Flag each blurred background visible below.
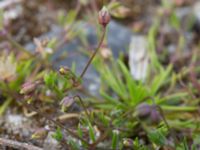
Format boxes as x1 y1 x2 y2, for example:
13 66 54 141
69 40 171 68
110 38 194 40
1 0 200 149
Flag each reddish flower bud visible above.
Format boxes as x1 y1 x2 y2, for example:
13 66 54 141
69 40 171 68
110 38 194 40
150 106 161 124
20 81 36 94
98 6 110 27
136 103 161 124
60 96 74 108
136 103 151 118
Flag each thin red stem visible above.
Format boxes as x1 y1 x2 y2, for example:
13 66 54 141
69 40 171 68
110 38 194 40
80 26 106 78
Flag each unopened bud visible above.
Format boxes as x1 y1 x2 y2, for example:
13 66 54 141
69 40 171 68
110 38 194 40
59 66 70 75
136 103 151 118
20 81 36 94
0 29 7 37
123 138 133 147
60 96 74 108
31 128 48 139
98 6 110 27
136 103 161 124
150 106 161 124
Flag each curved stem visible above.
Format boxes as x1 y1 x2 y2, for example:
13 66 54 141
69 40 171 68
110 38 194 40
80 26 106 78
73 95 90 121
0 98 12 116
6 34 34 57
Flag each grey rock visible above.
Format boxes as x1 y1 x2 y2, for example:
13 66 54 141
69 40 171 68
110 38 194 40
129 35 148 81
107 21 132 57
3 111 34 137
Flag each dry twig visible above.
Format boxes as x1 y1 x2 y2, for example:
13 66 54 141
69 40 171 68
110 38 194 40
0 138 42 150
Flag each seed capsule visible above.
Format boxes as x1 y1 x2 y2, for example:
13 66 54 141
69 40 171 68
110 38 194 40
98 6 111 27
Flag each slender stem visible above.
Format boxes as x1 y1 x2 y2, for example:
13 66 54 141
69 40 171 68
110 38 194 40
80 26 106 78
0 98 12 116
157 106 179 144
6 34 34 57
74 95 91 121
152 98 179 144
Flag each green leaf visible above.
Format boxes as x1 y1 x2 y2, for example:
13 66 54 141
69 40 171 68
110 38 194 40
77 124 83 138
112 130 119 150
150 65 172 95
68 137 81 150
108 2 121 10
100 90 121 105
176 138 190 150
147 126 168 146
88 122 95 143
52 127 63 141
147 20 161 69
161 0 172 9
169 12 180 29
0 9 3 30
101 65 127 100
44 71 57 88
98 113 110 127
47 38 57 49
117 60 149 105
65 10 78 25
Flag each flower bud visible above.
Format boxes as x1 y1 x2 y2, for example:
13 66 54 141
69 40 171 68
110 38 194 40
0 29 7 38
60 96 74 108
136 103 151 118
31 128 48 139
59 66 70 75
98 6 110 27
150 106 161 124
20 81 36 94
123 138 133 147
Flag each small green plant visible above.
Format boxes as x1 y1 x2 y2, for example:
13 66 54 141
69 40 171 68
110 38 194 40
0 1 200 150
52 127 63 141
82 20 200 149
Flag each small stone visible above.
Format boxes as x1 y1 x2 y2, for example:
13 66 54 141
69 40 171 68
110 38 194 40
129 35 149 81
